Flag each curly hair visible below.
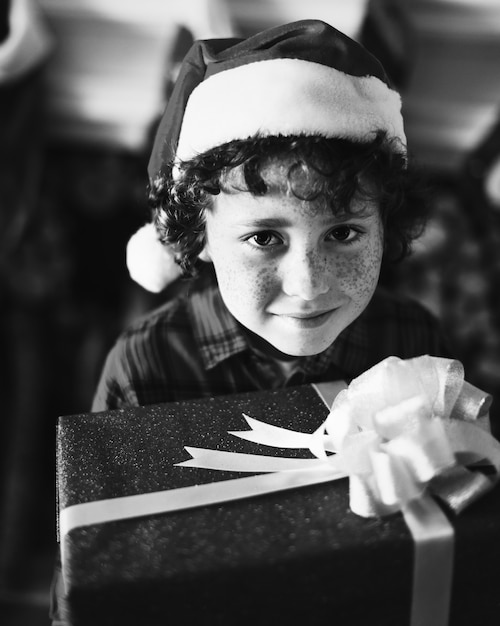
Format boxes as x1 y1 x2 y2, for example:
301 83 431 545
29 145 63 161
150 132 429 277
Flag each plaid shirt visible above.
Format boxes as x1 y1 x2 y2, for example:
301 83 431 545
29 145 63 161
92 273 451 412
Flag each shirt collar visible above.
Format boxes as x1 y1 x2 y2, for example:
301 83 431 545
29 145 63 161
188 275 248 369
327 314 373 379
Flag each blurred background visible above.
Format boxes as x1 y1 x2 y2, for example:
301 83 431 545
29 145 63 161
1 0 499 623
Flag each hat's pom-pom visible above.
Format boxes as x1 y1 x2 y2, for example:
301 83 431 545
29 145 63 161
126 223 182 293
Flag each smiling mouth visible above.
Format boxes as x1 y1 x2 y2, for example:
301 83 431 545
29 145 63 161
273 308 338 329
282 310 332 319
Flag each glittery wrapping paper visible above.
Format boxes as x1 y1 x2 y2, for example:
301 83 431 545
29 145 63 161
57 385 500 626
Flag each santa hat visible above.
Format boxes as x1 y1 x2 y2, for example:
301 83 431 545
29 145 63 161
128 19 406 292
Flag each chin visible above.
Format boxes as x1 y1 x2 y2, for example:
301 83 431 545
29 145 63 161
270 336 336 358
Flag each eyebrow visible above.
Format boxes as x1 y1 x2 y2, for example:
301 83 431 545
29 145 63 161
240 212 375 229
240 217 293 229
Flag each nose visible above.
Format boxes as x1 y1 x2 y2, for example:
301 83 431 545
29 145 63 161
281 248 330 300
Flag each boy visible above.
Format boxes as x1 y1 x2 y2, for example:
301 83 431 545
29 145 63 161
92 19 448 412
52 20 450 624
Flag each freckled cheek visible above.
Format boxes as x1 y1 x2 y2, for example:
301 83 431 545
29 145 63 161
217 260 278 311
334 239 383 303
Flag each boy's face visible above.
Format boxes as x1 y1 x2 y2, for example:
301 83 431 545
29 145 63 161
202 164 384 357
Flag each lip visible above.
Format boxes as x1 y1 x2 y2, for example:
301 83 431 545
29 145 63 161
272 308 338 329
279 309 333 319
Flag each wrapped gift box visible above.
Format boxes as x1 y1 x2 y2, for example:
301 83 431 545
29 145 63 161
56 383 500 626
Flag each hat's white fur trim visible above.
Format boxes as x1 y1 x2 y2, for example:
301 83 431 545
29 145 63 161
175 58 406 166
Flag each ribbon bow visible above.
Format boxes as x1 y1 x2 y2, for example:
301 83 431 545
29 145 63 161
179 355 500 518
311 355 500 516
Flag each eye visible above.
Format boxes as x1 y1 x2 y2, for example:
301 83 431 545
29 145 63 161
247 231 282 248
327 225 359 243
